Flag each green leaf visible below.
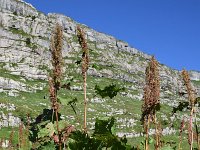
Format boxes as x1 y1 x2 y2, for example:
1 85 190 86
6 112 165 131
57 97 62 104
93 117 115 134
95 84 124 99
39 141 56 150
111 124 116 135
148 137 154 144
67 98 78 115
69 130 102 149
38 122 55 138
172 101 189 113
160 146 174 150
58 120 68 131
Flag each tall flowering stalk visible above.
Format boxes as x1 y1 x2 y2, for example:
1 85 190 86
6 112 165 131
8 129 14 148
156 122 162 149
195 113 200 150
188 117 193 148
141 56 160 150
77 26 89 133
179 118 185 150
18 122 24 149
181 69 197 150
51 23 63 93
50 23 63 150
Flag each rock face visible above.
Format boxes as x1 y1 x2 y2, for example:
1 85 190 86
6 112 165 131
0 103 20 128
0 0 200 137
0 0 199 95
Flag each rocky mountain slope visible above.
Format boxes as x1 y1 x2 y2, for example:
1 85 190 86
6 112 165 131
0 0 200 138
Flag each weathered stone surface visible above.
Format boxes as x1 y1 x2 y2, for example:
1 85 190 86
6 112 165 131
0 77 28 91
190 71 200 81
0 0 200 136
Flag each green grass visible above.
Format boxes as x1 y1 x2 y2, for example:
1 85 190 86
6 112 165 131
192 80 200 86
0 67 22 81
0 85 50 119
9 27 30 37
1 14 199 149
127 133 198 150
0 127 19 145
38 65 49 71
0 59 197 149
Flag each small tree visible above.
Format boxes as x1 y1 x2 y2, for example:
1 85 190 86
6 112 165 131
141 56 160 150
76 26 89 133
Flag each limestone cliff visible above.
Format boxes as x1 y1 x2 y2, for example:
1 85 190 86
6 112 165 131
0 0 200 137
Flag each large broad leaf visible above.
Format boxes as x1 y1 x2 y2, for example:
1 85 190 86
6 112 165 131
111 124 116 135
35 109 62 123
94 133 117 148
172 102 189 114
196 97 200 107
95 84 125 99
160 146 175 150
93 117 118 148
39 141 56 150
148 137 154 144
93 117 115 134
111 141 135 150
53 120 68 134
67 98 78 115
38 122 55 138
69 130 102 150
172 97 200 114
69 117 133 149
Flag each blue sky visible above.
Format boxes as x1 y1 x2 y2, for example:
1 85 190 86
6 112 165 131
23 0 200 71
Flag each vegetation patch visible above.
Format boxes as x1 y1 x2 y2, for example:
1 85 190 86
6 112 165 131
9 27 30 37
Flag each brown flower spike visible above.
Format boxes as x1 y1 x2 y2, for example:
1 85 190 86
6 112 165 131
77 26 89 133
142 56 160 150
181 69 195 107
77 26 89 76
49 23 64 150
181 69 198 150
142 56 160 121
51 23 63 92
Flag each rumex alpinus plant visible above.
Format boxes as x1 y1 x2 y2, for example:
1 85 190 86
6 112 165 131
18 121 30 149
49 23 63 150
0 138 3 148
8 128 14 148
18 121 24 149
76 25 89 133
181 69 199 150
156 122 162 148
141 56 160 150
178 117 185 150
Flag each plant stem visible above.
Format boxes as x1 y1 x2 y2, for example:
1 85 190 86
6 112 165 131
83 72 87 133
190 108 194 150
50 23 63 149
76 26 89 133
194 108 200 150
145 115 150 150
179 131 182 150
55 107 61 150
55 89 61 150
154 114 159 150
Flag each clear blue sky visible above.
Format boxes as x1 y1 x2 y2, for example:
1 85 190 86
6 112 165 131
23 0 200 71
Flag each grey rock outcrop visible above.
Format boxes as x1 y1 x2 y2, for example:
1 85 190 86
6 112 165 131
0 0 199 97
0 0 200 137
